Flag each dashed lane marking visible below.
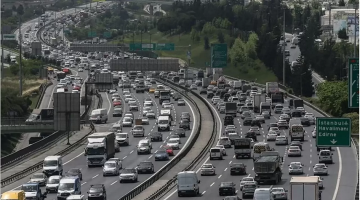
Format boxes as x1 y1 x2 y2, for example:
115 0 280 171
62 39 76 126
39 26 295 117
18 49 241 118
92 174 98 179
81 182 87 186
111 181 117 185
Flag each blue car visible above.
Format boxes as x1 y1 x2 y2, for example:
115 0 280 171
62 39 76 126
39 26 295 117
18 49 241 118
154 150 169 161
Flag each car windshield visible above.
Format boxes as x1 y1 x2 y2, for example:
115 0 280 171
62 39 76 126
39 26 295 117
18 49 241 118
134 126 142 130
114 109 121 113
139 162 153 167
290 165 301 169
21 185 38 192
48 178 60 184
43 160 58 167
32 174 44 179
220 182 233 187
159 120 168 124
104 163 116 168
124 118 131 122
202 164 213 168
272 189 283 192
89 187 103 193
58 183 74 190
122 169 135 173
242 178 253 182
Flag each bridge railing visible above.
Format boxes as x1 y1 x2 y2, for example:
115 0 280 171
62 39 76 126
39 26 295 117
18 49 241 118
1 117 29 126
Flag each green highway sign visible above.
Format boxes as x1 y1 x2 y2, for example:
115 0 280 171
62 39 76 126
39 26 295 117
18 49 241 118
103 32 111 38
348 58 359 108
316 117 351 147
2 34 16 41
88 31 97 38
155 43 174 51
211 44 227 68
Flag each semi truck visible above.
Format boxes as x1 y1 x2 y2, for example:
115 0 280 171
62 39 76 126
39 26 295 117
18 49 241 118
290 176 321 200
202 78 210 88
85 132 115 167
25 109 54 125
253 94 266 113
233 138 252 158
254 151 283 184
159 90 171 104
225 102 237 117
265 82 280 95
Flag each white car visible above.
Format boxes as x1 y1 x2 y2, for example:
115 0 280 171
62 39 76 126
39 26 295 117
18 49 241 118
271 187 288 200
166 138 180 150
288 162 304 175
313 163 328 175
124 97 133 103
275 135 288 145
296 107 306 114
240 177 256 190
46 175 61 193
215 145 227 156
288 146 301 157
269 127 281 135
128 99 137 105
30 173 47 186
225 125 236 130
249 127 260 135
142 107 152 116
78 68 83 72
200 163 216 176
266 133 278 141
281 107 291 115
144 98 153 106
146 110 156 119
162 102 172 109
218 137 231 148
108 89 117 94
211 96 220 104
255 115 265 123
304 113 315 124
144 102 152 107
312 129 317 138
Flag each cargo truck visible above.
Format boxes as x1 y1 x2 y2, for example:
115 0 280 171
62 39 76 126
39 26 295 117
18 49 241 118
225 102 237 117
159 90 171 104
293 99 304 109
202 78 210 88
271 92 284 108
234 138 252 158
290 176 321 200
254 151 283 184
85 132 115 167
265 82 280 95
253 94 266 113
25 109 54 125
233 81 242 90
206 68 212 77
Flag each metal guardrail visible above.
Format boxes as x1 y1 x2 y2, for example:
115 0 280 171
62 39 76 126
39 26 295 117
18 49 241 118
118 78 207 200
34 82 53 109
0 90 101 187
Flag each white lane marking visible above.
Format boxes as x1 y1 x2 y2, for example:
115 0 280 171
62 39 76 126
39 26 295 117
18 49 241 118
210 182 215 187
123 156 127 159
92 174 98 179
155 150 158 153
111 181 117 185
148 155 153 159
105 93 111 115
201 191 206 195
332 147 342 200
229 161 232 164
81 182 87 186
224 168 228 171
130 150 134 154
47 82 57 108
218 175 222 179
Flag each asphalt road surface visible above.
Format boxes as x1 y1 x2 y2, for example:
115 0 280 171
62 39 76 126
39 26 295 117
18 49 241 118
161 82 357 200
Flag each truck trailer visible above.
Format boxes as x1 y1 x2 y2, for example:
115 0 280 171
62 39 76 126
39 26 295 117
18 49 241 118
233 138 252 158
253 94 266 113
254 151 283 184
85 132 115 167
225 102 237 117
290 176 321 200
25 109 54 125
202 78 211 88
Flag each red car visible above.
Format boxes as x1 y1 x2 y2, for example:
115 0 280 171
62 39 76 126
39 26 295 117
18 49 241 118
164 145 174 156
113 100 122 106
73 85 81 91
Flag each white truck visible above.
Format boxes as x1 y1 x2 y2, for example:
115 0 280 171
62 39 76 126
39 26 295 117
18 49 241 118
85 132 115 167
265 82 280 95
233 81 242 90
290 176 321 200
206 68 212 77
290 124 305 141
202 78 211 88
253 94 266 113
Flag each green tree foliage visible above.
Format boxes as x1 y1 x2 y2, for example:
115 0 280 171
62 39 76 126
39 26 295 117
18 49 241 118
17 5 24 15
126 2 141 10
342 112 359 133
204 36 210 50
338 0 346 6
337 28 348 40
289 55 313 97
317 81 349 116
9 59 44 77
217 32 225 43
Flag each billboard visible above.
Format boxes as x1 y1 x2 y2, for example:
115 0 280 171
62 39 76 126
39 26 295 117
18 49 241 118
95 73 113 83
110 59 179 72
53 93 80 131
347 16 359 36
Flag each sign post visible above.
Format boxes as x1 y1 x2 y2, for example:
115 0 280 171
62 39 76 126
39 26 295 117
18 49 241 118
348 58 359 108
316 117 351 147
2 34 16 40
211 44 228 68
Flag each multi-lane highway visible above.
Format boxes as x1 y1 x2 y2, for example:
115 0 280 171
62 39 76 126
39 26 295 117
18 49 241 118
161 81 357 200
3 78 198 200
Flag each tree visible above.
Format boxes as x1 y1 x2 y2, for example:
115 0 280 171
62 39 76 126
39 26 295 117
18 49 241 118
338 0 346 6
12 5 17 11
317 81 348 116
337 28 348 40
217 32 225 43
17 5 24 15
204 36 210 50
289 55 313 97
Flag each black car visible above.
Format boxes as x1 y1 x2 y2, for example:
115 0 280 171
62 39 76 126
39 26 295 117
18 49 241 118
112 108 122 117
290 141 302 150
150 132 162 142
173 128 186 137
137 161 154 174
251 119 262 128
207 92 214 99
245 131 257 141
88 184 106 200
224 115 234 126
173 93 181 101
179 119 190 130
243 117 253 126
65 168 82 180
219 182 236 196
230 163 247 175
223 93 231 101
200 88 207 94
300 117 311 126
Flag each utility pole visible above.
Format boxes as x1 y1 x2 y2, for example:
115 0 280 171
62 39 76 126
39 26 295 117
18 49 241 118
1 30 4 81
354 4 358 57
19 16 23 96
282 7 286 86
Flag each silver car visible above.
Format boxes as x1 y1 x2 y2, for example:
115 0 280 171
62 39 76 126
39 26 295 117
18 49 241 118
166 139 180 150
146 110 156 119
122 117 133 127
103 161 120 176
46 175 61 193
288 162 304 175
132 125 145 137
177 99 185 106
30 173 47 186
200 163 216 176
313 164 328 175
119 168 138 183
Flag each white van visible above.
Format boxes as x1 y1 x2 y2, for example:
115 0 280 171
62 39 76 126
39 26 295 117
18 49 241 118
209 147 223 160
177 171 200 197
89 109 108 124
116 132 129 146
318 150 333 164
43 156 63 176
57 177 81 200
157 116 171 131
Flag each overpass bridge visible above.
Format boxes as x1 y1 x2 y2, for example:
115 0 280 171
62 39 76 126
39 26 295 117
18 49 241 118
1 117 55 134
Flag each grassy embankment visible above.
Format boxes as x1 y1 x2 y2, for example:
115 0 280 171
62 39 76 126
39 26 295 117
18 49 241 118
114 29 277 84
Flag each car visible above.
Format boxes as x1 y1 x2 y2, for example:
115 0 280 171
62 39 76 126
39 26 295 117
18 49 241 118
275 135 288 145
46 175 61 193
215 145 227 156
312 129 317 138
177 99 185 106
155 150 170 161
179 119 190 130
200 163 216 176
218 137 231 148
173 128 186 137
190 84 197 90
219 182 236 196
266 132 278 141
88 184 106 200
124 97 133 103
287 146 302 157
103 160 120 176
144 98 153 105
113 100 121 106
150 132 162 142
279 114 290 122
78 68 83 72
108 158 122 169
243 118 252 126
163 145 174 156
255 115 265 123
290 141 302 150
268 127 281 135
277 119 288 129
304 113 315 124
200 88 207 94
249 127 260 135
65 168 82 180
241 111 251 119
296 107 305 114
271 187 288 200
30 173 47 186
229 163 246 175
239 177 256 191
212 96 221 104
128 99 137 105
119 168 138 183
261 111 270 119
166 139 180 150
137 161 155 173
149 88 155 93
290 43 296 48
313 164 328 175
122 117 133 127
288 162 304 175
146 110 156 119
142 107 152 116
169 135 181 144
207 92 214 98
129 103 138 111
300 117 311 126
163 102 172 109
219 106 226 114
113 108 122 117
